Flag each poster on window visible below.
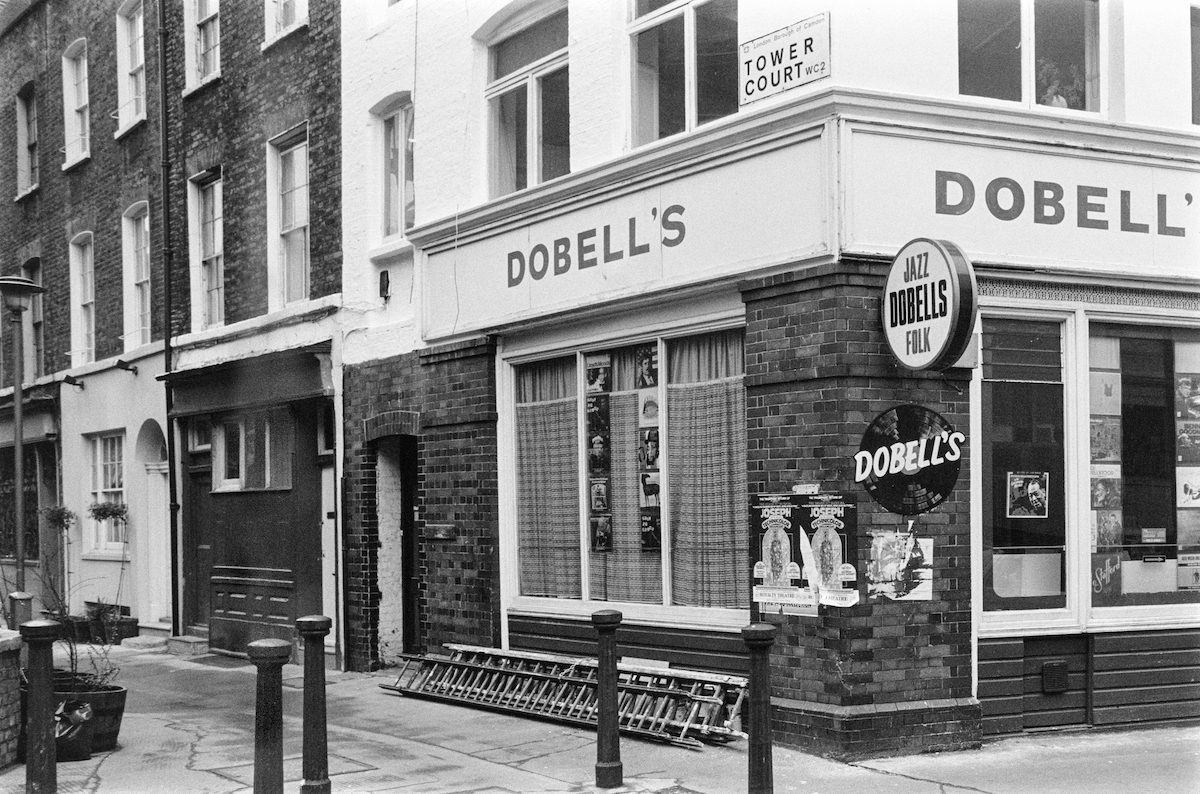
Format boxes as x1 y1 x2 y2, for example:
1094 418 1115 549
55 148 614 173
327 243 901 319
751 494 814 616
638 471 661 508
1178 510 1200 549
795 493 859 607
867 528 932 602
1090 464 1122 509
634 344 658 389
1177 423 1200 464
1175 373 1200 419
1006 472 1049 518
1177 467 1200 507
1090 416 1122 462
585 353 612 393
1092 509 1123 549
590 516 612 552
1091 552 1122 602
640 510 661 551
1090 372 1122 415
589 478 610 512
586 395 610 474
638 427 660 471
639 389 660 427
1178 553 1200 590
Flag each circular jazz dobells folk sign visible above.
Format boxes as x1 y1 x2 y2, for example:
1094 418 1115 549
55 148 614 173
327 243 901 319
881 238 977 371
854 405 965 515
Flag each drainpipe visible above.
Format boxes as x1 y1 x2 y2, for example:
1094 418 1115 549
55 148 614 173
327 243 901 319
156 0 182 637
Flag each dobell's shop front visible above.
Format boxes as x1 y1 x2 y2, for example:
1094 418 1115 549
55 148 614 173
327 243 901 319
409 106 1200 757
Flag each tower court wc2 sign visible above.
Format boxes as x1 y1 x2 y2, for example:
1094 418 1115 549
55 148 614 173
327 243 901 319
881 238 977 371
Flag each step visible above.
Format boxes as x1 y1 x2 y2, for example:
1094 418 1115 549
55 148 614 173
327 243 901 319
167 635 210 657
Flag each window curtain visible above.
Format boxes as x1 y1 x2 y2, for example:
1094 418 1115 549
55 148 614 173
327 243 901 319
516 357 580 598
667 330 749 608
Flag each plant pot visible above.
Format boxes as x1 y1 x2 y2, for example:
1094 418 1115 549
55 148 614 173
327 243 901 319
114 616 139 644
67 616 92 643
19 683 126 757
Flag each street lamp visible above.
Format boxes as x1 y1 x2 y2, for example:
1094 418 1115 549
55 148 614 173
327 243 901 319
0 274 47 595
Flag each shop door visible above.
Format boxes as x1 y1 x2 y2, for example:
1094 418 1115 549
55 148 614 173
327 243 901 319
184 468 213 632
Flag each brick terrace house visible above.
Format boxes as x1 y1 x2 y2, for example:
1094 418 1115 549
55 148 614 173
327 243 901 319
340 0 1200 757
0 0 171 631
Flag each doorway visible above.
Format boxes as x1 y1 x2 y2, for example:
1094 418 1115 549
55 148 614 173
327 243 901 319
377 435 419 661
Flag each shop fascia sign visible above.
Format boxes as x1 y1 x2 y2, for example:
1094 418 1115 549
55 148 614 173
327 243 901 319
880 237 977 371
739 11 830 105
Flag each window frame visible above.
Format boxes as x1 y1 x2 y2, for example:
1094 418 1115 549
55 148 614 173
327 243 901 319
188 0 221 88
212 409 293 493
263 0 308 48
188 170 224 331
22 259 44 381
957 0 1104 115
266 126 310 311
122 202 152 350
90 432 127 552
973 303 1200 640
500 318 751 630
70 232 96 366
61 39 90 167
15 83 38 195
115 0 146 134
485 8 570 198
628 0 740 149
381 103 415 240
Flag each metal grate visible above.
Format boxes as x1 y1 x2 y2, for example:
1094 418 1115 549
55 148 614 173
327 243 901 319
380 644 747 748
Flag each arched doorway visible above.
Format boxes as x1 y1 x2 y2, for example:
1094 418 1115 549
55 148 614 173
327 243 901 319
134 419 170 627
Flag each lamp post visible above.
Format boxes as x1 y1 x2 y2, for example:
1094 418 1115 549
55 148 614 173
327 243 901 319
0 275 47 594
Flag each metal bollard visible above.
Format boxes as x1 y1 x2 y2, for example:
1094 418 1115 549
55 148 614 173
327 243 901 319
21 619 60 794
742 623 777 794
248 638 292 794
592 609 623 789
296 616 332 794
8 591 32 630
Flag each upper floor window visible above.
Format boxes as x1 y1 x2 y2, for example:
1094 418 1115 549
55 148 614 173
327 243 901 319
91 433 126 550
487 8 569 197
265 0 307 42
958 0 1100 112
123 203 152 349
188 173 225 329
61 39 90 164
382 104 415 237
197 0 221 83
631 0 738 147
116 0 146 130
70 232 96 365
22 259 44 380
268 128 309 308
16 84 38 193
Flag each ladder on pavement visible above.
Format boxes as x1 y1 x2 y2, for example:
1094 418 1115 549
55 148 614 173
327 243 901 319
380 644 748 748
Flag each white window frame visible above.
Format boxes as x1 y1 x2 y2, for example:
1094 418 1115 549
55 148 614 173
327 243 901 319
90 433 127 552
115 0 146 134
122 203 152 350
187 171 224 331
498 312 751 635
214 417 246 490
184 0 221 91
973 301 1200 640
265 126 309 311
15 84 38 195
212 410 292 492
381 103 414 240
188 416 212 451
69 232 95 366
263 0 308 49
629 0 739 148
957 0 1104 115
22 259 44 381
61 39 90 167
485 7 569 198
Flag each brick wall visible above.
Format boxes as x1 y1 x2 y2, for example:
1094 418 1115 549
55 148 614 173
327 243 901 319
0 630 20 769
342 337 499 671
741 259 980 758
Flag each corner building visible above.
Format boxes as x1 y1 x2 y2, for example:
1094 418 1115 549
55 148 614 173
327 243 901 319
342 0 1200 756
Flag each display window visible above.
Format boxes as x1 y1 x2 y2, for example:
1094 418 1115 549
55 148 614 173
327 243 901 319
512 328 748 612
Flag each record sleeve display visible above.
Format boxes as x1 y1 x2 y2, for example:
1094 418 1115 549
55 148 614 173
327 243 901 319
855 404 964 515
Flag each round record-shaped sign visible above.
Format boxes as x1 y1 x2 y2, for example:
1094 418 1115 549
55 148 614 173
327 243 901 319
853 405 965 515
881 238 977 371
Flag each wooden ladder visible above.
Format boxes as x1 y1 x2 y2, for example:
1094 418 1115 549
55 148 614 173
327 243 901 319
380 644 747 748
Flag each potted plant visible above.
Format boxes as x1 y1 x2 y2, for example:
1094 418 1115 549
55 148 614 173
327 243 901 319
86 502 138 644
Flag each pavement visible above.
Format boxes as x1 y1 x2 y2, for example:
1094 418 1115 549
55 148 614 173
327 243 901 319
1 641 1198 794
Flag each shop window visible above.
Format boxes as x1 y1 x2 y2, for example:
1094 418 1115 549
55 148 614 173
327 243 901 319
15 83 38 193
61 39 90 165
981 318 1067 610
115 0 146 132
91 433 126 550
213 409 293 492
488 8 569 197
188 416 212 451
632 0 738 147
1089 325 1200 607
958 0 1100 112
514 328 748 609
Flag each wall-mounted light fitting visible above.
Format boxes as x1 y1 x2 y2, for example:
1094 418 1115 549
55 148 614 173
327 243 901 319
62 374 84 390
379 269 391 301
115 359 138 375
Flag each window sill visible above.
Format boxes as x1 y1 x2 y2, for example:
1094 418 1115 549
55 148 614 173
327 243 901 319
113 114 147 141
183 71 222 99
508 597 749 632
13 184 38 202
81 551 130 563
261 19 309 52
368 237 414 264
61 154 90 173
